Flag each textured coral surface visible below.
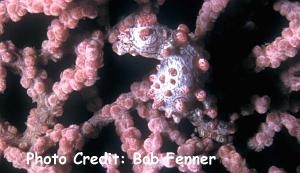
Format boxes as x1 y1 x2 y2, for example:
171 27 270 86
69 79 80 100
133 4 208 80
0 0 299 173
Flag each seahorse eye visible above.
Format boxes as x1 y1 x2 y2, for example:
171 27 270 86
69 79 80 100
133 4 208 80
139 28 153 41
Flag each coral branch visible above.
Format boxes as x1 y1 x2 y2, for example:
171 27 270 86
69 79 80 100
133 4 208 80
268 166 287 173
0 0 299 172
248 113 282 151
253 0 300 70
194 0 231 40
281 62 300 92
42 1 99 59
218 144 253 173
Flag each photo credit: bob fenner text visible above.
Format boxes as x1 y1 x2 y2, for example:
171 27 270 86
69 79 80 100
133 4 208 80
26 151 216 166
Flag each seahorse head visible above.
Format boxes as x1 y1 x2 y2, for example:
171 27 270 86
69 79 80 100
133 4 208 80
108 9 170 59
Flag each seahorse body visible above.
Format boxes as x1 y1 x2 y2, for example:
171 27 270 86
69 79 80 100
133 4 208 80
109 8 212 122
